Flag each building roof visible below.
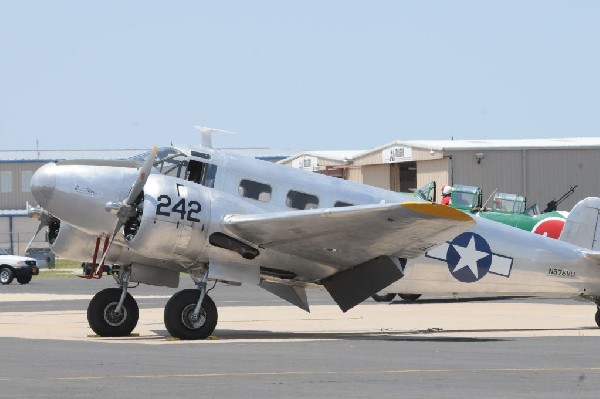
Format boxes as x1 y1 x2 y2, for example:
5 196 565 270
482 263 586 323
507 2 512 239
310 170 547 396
0 209 28 217
0 149 146 162
0 147 300 162
381 137 600 152
278 150 367 164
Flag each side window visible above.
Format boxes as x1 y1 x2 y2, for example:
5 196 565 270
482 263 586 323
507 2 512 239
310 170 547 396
286 190 319 210
186 160 217 188
238 179 272 202
334 201 354 207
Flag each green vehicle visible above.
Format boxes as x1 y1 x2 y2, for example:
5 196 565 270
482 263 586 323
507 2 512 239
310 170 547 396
415 181 575 240
373 183 577 303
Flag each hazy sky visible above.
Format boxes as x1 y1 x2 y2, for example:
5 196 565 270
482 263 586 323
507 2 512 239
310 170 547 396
1 1 599 151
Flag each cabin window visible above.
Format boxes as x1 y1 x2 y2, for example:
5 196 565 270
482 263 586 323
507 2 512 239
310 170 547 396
238 179 272 202
334 201 354 207
286 190 319 210
186 160 217 188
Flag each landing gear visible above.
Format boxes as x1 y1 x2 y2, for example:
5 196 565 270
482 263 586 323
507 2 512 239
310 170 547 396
164 268 218 340
596 306 600 329
372 293 396 302
398 293 422 301
164 290 218 339
87 267 139 337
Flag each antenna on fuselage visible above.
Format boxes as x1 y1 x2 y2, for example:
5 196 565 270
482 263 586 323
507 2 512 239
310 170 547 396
194 125 236 148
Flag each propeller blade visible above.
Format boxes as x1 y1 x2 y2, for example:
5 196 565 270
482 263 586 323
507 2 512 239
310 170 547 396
124 145 158 206
25 205 56 253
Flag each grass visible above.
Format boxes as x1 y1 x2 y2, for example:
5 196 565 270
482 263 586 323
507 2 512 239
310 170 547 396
37 258 83 278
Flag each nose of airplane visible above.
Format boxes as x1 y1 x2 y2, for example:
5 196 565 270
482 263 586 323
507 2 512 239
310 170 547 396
30 163 57 208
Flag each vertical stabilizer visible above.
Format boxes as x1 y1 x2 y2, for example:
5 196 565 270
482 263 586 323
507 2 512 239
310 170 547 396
559 197 600 250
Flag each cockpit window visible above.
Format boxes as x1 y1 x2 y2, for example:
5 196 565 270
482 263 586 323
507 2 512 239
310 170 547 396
186 160 217 188
286 190 319 210
129 147 188 178
238 179 272 202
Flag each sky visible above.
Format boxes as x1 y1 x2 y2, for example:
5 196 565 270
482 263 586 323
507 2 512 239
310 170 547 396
1 1 599 151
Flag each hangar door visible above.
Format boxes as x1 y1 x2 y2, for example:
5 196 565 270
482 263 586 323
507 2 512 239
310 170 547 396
390 161 417 193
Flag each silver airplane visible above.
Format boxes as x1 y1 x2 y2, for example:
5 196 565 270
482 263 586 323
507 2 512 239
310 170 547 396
29 144 600 339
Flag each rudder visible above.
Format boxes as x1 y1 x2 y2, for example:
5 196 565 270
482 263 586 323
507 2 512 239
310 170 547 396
559 197 600 250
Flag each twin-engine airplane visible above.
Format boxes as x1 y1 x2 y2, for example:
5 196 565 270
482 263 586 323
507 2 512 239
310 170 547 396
29 143 600 339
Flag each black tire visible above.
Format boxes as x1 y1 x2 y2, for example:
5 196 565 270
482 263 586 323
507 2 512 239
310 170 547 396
371 293 396 302
0 268 14 285
16 275 32 285
595 309 600 328
87 288 139 337
164 289 218 340
398 293 422 301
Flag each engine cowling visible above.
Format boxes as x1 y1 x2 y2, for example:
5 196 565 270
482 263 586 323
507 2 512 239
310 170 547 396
49 221 122 263
123 175 213 262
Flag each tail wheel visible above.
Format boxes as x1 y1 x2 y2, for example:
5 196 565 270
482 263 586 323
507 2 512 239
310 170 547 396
399 293 422 301
164 289 218 340
595 309 600 328
372 293 396 302
0 268 14 285
87 288 139 337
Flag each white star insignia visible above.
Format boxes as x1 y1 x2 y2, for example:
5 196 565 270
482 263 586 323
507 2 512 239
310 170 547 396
451 236 489 279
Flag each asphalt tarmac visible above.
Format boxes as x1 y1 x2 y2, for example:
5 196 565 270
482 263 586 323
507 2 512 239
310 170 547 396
1 277 600 398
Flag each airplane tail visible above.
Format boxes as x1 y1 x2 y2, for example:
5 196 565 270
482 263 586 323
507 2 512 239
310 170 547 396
559 197 600 250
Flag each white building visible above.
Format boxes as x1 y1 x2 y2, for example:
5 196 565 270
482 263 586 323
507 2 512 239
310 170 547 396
280 137 600 212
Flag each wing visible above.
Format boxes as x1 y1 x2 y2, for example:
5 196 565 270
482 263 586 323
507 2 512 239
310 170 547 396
223 201 474 269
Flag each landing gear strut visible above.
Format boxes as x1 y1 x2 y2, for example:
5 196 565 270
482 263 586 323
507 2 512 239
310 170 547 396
164 267 218 340
87 266 139 337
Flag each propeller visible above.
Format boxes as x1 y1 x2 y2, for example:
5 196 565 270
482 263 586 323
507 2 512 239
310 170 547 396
25 204 57 253
194 125 236 148
98 146 158 268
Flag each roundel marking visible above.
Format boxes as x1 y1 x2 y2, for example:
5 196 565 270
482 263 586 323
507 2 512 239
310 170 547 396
446 232 493 283
532 217 566 239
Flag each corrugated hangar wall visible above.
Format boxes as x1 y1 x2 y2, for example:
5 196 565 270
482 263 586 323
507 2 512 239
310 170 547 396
0 162 39 210
448 150 525 202
445 148 598 211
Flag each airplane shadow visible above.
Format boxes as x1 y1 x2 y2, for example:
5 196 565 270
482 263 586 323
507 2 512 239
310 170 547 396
143 329 510 343
96 324 598 343
388 295 533 305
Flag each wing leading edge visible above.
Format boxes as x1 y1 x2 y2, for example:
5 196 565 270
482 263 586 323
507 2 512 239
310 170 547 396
223 201 473 270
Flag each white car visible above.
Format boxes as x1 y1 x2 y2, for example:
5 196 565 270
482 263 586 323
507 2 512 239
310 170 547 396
0 248 39 285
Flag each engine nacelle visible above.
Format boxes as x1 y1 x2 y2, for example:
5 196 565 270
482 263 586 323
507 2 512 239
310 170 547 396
49 221 122 264
124 175 213 262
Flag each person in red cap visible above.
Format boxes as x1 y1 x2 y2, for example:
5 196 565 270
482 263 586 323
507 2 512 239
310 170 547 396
440 185 452 205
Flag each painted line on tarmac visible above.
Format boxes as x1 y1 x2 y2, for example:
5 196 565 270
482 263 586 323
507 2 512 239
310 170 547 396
2 366 600 382
0 294 171 302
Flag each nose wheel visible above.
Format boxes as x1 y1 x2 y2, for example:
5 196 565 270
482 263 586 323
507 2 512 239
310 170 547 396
164 289 218 340
87 288 139 336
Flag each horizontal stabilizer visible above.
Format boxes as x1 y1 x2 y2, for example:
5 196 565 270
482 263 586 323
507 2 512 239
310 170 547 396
584 251 600 263
259 281 310 312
